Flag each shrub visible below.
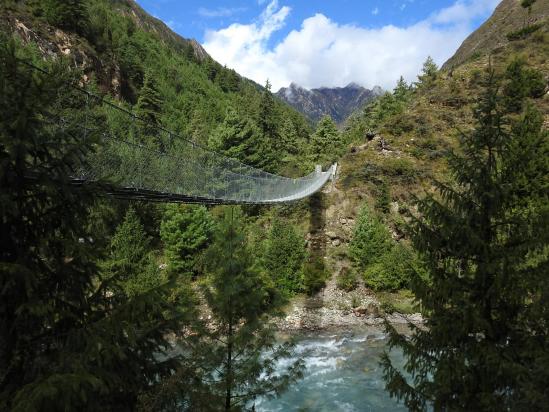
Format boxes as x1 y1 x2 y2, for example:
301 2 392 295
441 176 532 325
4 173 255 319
362 244 414 291
506 23 543 41
349 205 392 270
375 180 391 214
383 157 418 182
303 257 329 295
337 267 358 291
43 0 88 33
264 219 306 295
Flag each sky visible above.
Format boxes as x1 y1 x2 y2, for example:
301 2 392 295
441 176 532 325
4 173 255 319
136 0 501 91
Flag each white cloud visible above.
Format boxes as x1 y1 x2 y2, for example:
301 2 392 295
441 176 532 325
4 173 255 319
203 0 500 91
372 7 379 15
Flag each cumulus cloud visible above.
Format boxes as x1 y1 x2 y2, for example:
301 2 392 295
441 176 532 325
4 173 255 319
203 0 500 91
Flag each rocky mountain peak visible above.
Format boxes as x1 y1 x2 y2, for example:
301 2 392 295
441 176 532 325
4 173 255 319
276 83 383 124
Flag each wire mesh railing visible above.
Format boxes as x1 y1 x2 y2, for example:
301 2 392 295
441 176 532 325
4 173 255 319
23 60 336 204
74 87 335 205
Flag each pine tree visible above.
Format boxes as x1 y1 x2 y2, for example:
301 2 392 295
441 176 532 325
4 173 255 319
349 205 392 270
189 208 304 410
135 71 164 147
503 56 545 113
160 204 214 278
393 76 411 101
257 79 281 170
103 207 162 297
43 0 87 32
264 219 306 295
0 37 191 411
280 117 299 155
416 56 438 88
382 65 549 410
309 115 342 164
209 106 272 170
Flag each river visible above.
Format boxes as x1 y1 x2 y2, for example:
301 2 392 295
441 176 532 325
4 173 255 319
254 326 407 411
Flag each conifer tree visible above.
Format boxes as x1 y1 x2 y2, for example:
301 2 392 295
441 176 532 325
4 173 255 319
191 208 304 410
503 56 545 113
382 65 549 410
160 204 214 278
416 56 438 88
349 205 392 269
280 117 299 155
43 0 87 32
103 207 162 297
209 106 272 170
135 71 164 147
309 115 342 164
257 79 281 169
264 219 306 295
393 76 411 101
258 80 278 138
0 37 191 411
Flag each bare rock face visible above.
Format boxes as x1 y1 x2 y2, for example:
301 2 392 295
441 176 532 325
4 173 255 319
276 83 383 124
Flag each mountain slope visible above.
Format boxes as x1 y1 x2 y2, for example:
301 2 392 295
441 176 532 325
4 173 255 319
1 0 314 175
443 0 549 69
276 83 383 124
329 1 548 252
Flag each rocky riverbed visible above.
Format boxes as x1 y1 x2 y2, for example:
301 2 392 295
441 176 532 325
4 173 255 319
275 271 423 331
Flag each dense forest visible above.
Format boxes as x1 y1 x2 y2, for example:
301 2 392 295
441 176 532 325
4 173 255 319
1 0 548 410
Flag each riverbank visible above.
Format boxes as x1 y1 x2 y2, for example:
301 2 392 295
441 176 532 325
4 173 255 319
275 271 423 332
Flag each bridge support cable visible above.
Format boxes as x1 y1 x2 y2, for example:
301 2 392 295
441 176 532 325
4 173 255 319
19 59 336 204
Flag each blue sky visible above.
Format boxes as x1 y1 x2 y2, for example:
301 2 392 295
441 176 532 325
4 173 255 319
136 0 501 90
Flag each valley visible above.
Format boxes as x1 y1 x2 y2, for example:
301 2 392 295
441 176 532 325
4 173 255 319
0 0 547 411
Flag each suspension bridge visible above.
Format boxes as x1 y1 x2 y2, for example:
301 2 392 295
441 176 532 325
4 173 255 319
36 62 336 205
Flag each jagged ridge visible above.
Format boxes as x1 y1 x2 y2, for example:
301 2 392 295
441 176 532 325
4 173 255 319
276 82 383 124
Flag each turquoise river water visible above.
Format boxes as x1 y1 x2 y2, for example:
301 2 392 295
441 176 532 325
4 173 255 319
254 327 407 412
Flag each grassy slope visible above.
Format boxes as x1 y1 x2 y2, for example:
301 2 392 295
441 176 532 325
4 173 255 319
316 16 548 312
337 22 548 234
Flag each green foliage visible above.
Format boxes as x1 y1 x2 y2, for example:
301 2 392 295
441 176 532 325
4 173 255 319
349 205 392 269
280 116 300 155
506 23 544 41
375 180 391 214
309 115 342 164
264 219 306 295
393 76 411 100
503 56 545 112
521 0 537 7
181 207 303 409
103 207 163 297
336 267 359 292
258 79 281 166
416 56 438 88
303 256 330 295
345 76 413 142
135 71 164 147
362 244 414 291
382 157 418 182
160 204 214 278
42 0 88 32
0 38 191 410
209 106 274 170
382 65 549 410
